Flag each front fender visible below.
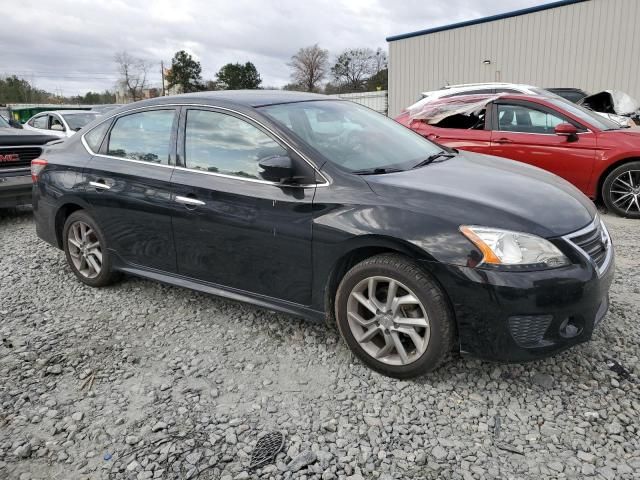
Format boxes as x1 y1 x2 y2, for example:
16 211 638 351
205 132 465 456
310 200 479 311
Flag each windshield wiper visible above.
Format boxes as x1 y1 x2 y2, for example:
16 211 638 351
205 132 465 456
412 151 456 169
351 167 404 175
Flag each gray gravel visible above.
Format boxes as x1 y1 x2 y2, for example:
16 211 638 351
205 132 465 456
0 207 638 480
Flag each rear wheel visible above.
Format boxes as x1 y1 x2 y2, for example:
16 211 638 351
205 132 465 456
63 210 120 287
602 161 640 218
335 254 454 378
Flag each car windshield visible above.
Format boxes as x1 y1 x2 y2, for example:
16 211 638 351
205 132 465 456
61 112 100 131
0 116 10 128
547 97 621 130
260 100 442 172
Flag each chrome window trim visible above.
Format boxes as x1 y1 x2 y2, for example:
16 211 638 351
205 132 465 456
563 216 613 277
493 130 593 136
80 136 175 170
171 165 318 188
81 103 330 187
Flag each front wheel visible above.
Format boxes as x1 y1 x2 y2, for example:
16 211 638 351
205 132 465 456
63 210 120 287
602 161 640 218
334 254 454 378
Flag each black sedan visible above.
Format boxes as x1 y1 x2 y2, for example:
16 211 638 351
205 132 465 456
32 91 614 378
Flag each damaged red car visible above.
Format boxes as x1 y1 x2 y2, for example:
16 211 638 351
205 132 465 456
396 94 640 218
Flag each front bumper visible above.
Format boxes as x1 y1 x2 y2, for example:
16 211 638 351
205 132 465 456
0 173 32 208
427 251 615 362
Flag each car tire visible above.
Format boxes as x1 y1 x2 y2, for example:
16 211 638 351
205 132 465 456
62 210 120 287
334 253 454 378
602 161 640 218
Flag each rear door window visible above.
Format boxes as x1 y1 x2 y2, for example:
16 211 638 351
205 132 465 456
84 121 111 152
107 110 175 164
32 115 48 129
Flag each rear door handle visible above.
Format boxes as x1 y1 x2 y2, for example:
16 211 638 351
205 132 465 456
176 195 205 207
427 133 440 140
89 180 111 190
494 138 514 144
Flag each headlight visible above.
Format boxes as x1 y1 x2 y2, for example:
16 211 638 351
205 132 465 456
460 226 570 269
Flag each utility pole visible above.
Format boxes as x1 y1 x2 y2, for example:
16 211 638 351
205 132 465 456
161 61 166 96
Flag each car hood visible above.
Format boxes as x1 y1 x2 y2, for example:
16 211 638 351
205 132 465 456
0 127 59 146
364 151 595 238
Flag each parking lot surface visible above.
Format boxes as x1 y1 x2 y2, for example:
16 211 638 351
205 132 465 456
0 209 638 480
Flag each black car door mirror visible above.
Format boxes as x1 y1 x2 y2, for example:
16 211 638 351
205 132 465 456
258 155 294 183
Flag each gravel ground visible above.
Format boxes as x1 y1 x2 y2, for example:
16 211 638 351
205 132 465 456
0 208 638 480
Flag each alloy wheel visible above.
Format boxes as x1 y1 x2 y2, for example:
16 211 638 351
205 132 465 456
346 276 430 366
67 221 103 279
610 170 640 214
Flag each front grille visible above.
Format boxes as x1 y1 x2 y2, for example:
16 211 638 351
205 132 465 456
508 315 553 347
565 219 611 272
0 146 42 169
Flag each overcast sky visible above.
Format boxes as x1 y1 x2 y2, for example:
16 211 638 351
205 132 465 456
1 0 544 96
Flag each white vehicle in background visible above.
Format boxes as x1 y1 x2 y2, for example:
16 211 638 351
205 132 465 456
411 82 635 127
23 110 100 138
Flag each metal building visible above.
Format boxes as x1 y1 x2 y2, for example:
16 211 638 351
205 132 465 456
387 0 640 117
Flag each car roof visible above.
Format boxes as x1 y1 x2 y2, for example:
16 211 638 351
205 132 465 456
441 82 536 90
427 93 555 106
56 110 99 115
421 83 540 96
129 90 331 110
434 93 547 103
34 110 98 116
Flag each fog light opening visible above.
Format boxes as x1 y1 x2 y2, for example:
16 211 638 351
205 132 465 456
559 317 583 338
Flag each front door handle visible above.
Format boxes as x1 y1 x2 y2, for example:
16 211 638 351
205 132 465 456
494 137 514 144
427 133 440 140
89 180 111 191
176 195 205 207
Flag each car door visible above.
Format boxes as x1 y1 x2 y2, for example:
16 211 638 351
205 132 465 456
27 114 57 136
170 107 316 305
489 100 597 191
83 108 178 272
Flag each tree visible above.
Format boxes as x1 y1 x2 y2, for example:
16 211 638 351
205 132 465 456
0 75 50 103
331 48 386 92
366 68 388 91
372 48 388 76
114 51 150 102
282 83 305 92
288 44 329 92
215 62 262 90
70 90 117 104
203 80 220 91
165 50 203 93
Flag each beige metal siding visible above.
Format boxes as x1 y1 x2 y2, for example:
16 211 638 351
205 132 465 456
388 0 640 116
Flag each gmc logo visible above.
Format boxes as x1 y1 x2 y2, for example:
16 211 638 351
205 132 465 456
0 153 19 163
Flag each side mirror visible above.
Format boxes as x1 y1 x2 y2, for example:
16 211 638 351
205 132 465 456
554 123 578 141
258 155 294 183
50 124 65 132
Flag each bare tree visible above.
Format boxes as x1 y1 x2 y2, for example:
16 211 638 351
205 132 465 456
372 47 388 75
114 51 150 102
288 44 329 92
331 48 379 92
